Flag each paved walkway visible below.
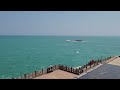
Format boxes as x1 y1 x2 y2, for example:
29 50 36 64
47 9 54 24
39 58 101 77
78 57 120 79
33 70 77 79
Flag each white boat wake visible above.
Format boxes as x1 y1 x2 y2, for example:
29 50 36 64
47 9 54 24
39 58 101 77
76 51 79 53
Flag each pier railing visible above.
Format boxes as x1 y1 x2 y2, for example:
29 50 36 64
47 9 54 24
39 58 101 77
13 56 118 79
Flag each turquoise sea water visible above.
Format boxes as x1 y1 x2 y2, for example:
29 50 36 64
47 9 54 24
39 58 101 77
0 36 120 79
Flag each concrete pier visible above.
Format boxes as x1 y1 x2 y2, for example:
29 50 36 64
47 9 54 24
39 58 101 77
34 70 77 79
13 56 119 79
78 56 120 79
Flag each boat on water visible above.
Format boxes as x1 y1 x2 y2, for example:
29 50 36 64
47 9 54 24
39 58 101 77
75 40 83 42
66 40 83 42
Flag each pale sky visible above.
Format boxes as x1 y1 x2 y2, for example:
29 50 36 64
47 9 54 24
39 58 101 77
0 11 120 36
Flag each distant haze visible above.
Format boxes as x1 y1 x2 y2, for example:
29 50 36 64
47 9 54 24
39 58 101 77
0 11 120 36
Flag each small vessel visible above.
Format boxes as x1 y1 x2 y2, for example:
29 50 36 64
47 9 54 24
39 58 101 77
66 40 83 42
75 40 83 42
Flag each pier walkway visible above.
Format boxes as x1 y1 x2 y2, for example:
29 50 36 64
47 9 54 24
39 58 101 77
78 56 120 79
34 70 77 79
13 56 119 79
